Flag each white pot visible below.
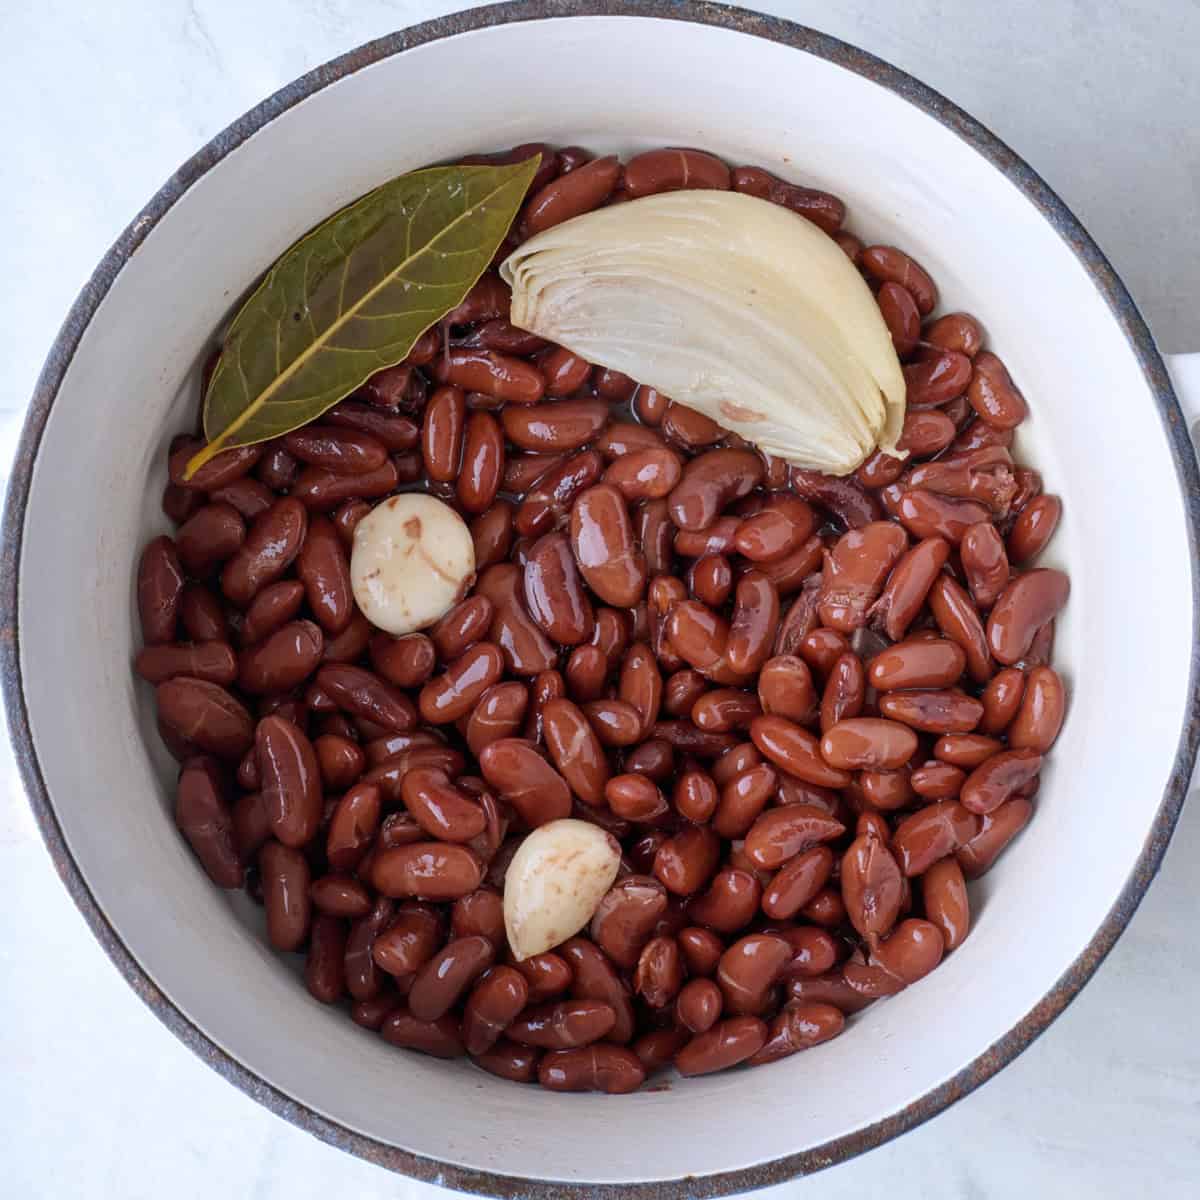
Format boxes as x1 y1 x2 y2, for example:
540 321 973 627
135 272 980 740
4 5 1199 1195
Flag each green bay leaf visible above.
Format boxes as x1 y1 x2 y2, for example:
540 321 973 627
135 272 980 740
186 156 539 477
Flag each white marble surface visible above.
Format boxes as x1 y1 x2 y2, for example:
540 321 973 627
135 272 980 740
3 2 1199 1197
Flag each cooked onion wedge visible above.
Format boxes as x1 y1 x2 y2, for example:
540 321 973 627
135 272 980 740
502 190 906 475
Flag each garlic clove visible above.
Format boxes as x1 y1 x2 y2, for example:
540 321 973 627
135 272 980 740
503 819 621 961
502 190 906 476
350 493 475 635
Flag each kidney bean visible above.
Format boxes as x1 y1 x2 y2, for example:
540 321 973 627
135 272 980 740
892 801 981 876
798 889 849 932
840 833 903 938
903 350 972 409
309 736 362 794
746 806 846 874
667 449 763 532
861 245 937 314
681 868 757 934
664 670 709 720
317 664 416 733
877 281 921 357
819 522 908 633
396 765 485 842
657 403 723 453
324 782 381 872
628 501 669 579
238 581 301 647
403 935 496 1023
256 715 322 848
732 498 816 566
524 699 606 808
1005 666 1065 753
538 1043 644 1093
324 399 419 451
452 411 503 513
475 565 558 676
897 411 958 463
295 454 403 507
967 351 1027 429
872 918 945 986
259 840 311 950
570 484 647 607
177 584 227 644
751 1001 846 1067
521 154 620 235
349 992 402 1032
456 965 528 1057
479 738 572 827
520 531 595 647
865 537 945 643
174 504 246 576
370 843 483 901
236 619 323 696
134 640 237 687
468 1037 537 1082
957 794 1034 877
231 784 268 857
1008 494 1062 565
557 938 635 1043
686 555 732 610
593 424 667 462
288 518 351 637
584 876 665 969
430 347 546 407
632 386 670 427
691 689 761 734
727 164 843 231
856 449 906 490
750 715 851 788
169 439 263 492
957 525 1008 611
761 846 834 920
747 659 816 735
921 857 970 951
163 480 205 525
138 536 186 645
709 764 774 838
602 447 682 506
664 769 713 826
790 471 883 533
508 951 572 1004
986 569 1069 665
417 643 504 725
309 874 371 919
866 640 961 693
279 425 388 475
533 346 589 399
380 1010 465 1058
603 773 667 822
416 384 466 482
714 934 791 1016
343 896 395 1000
218 498 307 608
783 971 875 1013
971 671 1021 740
511 448 600 538
933 734 1003 769
816 651 863 734
877 689 982 735
157 677 253 760
928 575 993 684
172 758 242 887
632 936 683 1008
908 761 964 801
653 825 721 897
958 748 1042 815
452 690 524 767
923 312 983 357
503 397 609 453
302 913 347 1004
623 147 730 197
676 1015 769 1076
897 488 992 544
563 646 605 704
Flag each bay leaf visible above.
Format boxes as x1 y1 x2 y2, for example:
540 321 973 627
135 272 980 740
185 156 539 478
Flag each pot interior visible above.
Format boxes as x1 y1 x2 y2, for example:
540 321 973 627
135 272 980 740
13 14 1194 1187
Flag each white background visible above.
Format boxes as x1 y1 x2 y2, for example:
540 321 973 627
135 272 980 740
3 2 1199 1197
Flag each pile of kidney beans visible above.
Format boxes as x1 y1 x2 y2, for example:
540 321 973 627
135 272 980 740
135 143 1068 1094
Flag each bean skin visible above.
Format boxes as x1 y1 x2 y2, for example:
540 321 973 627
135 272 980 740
538 1046 645 1093
624 147 731 197
861 246 937 314
1008 666 1066 752
522 155 621 236
676 1017 768 1076
987 570 1069 665
922 858 971 950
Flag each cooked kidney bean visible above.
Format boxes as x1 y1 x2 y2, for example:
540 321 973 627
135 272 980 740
921 858 970 950
479 738 572 827
137 144 1070 1094
260 840 311 951
967 351 1027 430
986 569 1069 665
1008 494 1061 565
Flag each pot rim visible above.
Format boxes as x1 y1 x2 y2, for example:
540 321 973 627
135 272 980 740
3 2 1198 1195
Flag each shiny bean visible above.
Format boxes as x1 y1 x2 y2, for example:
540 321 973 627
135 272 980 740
1008 494 1062 564
925 312 984 357
819 652 865 734
749 1001 845 1066
653 826 721 896
257 715 322 848
716 934 791 1016
260 840 311 951
676 1016 768 1076
570 484 647 607
861 245 937 314
751 715 852 787
220 499 307 607
463 966 529 1056
819 522 908 632
1008 666 1066 752
744 805 845 872
371 843 483 900
174 758 242 887
903 350 972 408
687 868 762 933
502 398 608 453
967 351 1028 430
157 677 254 760
137 536 185 645
604 447 684 502
381 1010 465 1058
878 690 983 735
291 458 400 510
624 147 731 197
986 569 1069 665
910 761 966 800
892 801 981 876
538 1045 645 1093
418 643 505 724
668 449 763 532
730 165 844 232
841 833 904 938
929 575 993 683
239 620 324 695
479 738 572 827
757 655 817 724
877 281 921 357
523 155 621 236
959 748 1042 815
761 846 834 920
524 531 595 645
712 764 778 838
922 858 971 950
956 795 1034 876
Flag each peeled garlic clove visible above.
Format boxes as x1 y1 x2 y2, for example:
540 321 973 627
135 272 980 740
502 190 906 475
350 493 475 635
503 819 621 961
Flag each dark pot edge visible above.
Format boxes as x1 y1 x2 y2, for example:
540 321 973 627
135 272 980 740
3 3 1198 1197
